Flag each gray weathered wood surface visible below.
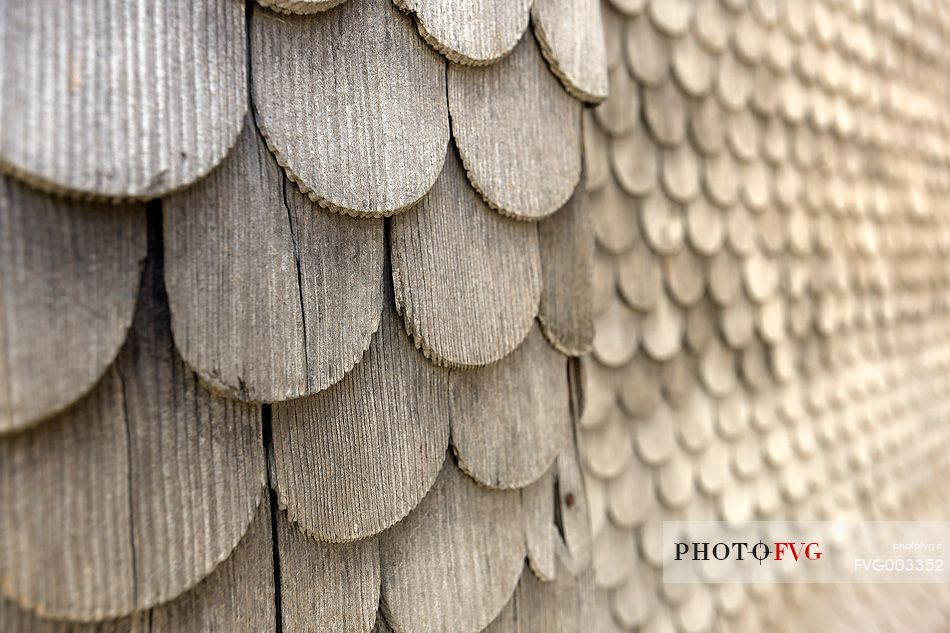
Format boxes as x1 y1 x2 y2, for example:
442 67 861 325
379 459 525 633
271 292 449 542
0 177 146 433
372 614 395 633
391 148 540 367
484 563 591 633
148 503 275 633
0 0 246 199
522 466 558 583
164 120 383 403
532 0 609 103
395 0 531 65
257 0 347 14
277 510 380 632
538 184 595 356
449 33 582 219
0 247 265 621
556 449 594 572
0 503 276 632
450 326 570 489
251 0 449 216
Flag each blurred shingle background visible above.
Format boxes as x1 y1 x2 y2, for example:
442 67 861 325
581 0 950 631
0 0 948 632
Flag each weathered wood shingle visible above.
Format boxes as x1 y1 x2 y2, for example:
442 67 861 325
256 0 347 14
270 288 449 543
0 502 276 633
276 510 380 632
391 147 541 367
0 0 246 199
532 0 609 103
379 458 525 633
448 33 582 219
250 0 449 217
0 241 265 621
0 177 146 433
164 120 383 403
449 326 571 489
395 0 532 65
537 184 595 356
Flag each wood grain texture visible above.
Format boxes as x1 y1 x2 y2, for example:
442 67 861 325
0 503 276 633
379 458 525 633
271 291 450 542
373 615 395 633
0 0 246 199
556 448 594 573
523 466 558 582
276 509 380 632
449 33 582 219
0 243 265 621
251 0 449 216
0 177 146 433
484 563 592 633
532 0 609 103
450 326 571 489
164 120 384 403
256 0 347 14
391 147 540 367
538 184 595 356
395 0 531 65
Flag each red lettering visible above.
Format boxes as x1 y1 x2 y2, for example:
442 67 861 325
774 542 806 561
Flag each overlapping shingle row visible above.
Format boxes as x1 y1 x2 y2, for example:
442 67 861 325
0 1 607 631
581 0 950 631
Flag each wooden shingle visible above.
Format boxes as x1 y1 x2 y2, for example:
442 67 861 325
0 0 246 199
251 0 449 217
522 467 559 582
395 0 532 65
0 502 276 632
391 148 540 367
538 184 596 356
379 459 525 633
270 290 449 542
164 120 384 403
0 244 265 621
0 177 146 433
449 33 582 220
532 0 610 103
276 510 380 632
256 0 347 13
450 326 571 489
